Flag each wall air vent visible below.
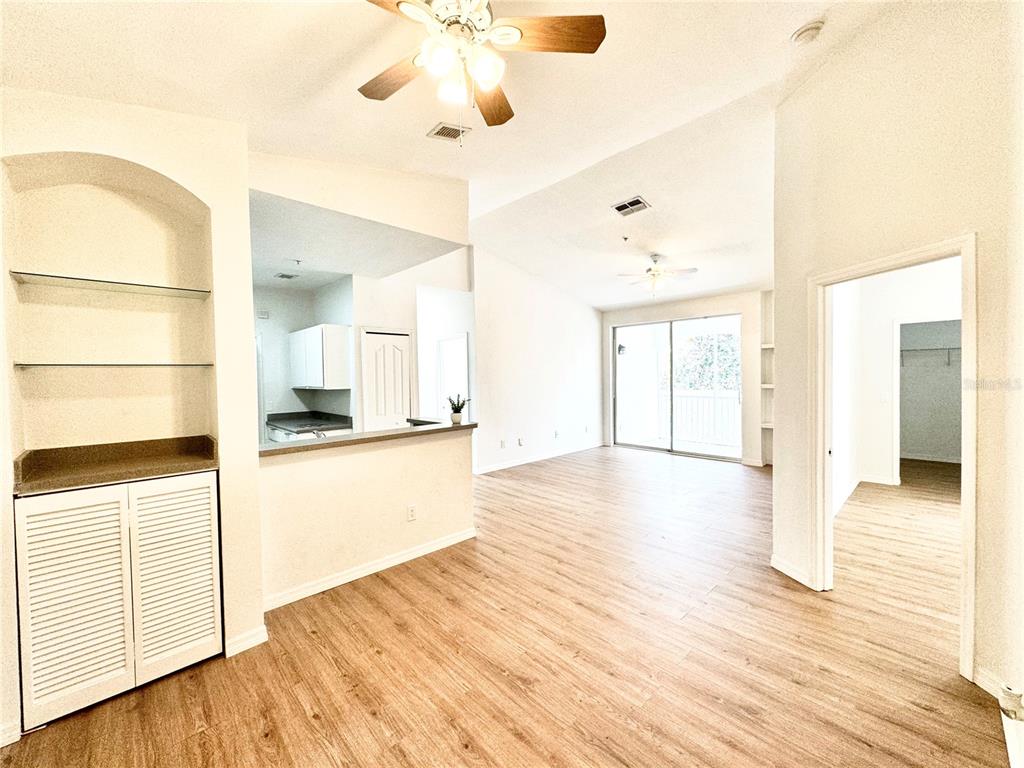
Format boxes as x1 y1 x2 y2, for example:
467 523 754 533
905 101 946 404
612 196 651 217
427 122 471 142
273 273 299 280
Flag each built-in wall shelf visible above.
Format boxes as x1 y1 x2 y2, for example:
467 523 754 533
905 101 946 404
761 290 775 466
10 270 210 299
15 362 214 368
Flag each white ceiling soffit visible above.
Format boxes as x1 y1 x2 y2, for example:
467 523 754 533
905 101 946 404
249 190 462 288
471 90 776 310
2 2 888 218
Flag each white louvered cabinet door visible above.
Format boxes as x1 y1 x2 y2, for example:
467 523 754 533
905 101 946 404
128 471 222 685
15 484 136 730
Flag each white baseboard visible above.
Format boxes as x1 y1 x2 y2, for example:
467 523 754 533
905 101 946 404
224 624 269 657
741 457 765 468
475 443 603 475
900 452 961 464
860 472 900 486
0 720 20 748
1004 714 1023 768
973 666 1004 699
770 554 816 590
972 667 1022 768
264 527 477 611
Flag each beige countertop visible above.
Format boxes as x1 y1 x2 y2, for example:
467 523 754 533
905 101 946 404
258 421 477 458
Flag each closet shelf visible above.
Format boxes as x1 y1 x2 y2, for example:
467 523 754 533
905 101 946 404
761 423 774 429
14 362 213 368
10 270 210 299
761 384 775 389
760 343 775 349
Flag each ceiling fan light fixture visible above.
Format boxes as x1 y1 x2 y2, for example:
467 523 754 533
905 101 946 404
421 36 458 77
398 1 435 25
437 64 469 105
468 45 505 91
488 24 523 46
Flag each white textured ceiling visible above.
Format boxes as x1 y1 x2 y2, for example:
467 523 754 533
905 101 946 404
250 190 462 287
472 89 776 309
2 1 886 219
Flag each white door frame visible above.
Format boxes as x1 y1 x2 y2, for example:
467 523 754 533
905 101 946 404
357 326 418 431
809 233 977 681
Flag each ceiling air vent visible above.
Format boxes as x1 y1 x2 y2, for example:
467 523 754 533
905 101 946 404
273 273 299 280
427 122 471 142
612 196 651 217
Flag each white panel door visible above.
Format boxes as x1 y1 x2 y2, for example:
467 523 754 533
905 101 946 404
362 332 412 431
15 485 136 730
128 471 222 685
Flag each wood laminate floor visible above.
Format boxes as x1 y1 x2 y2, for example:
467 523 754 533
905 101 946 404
1 449 1005 767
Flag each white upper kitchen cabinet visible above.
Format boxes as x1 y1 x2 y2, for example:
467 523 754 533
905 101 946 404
289 324 351 390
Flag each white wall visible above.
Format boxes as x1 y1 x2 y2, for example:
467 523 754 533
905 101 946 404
900 320 962 464
0 87 267 741
829 260 961 514
248 151 468 245
601 290 764 466
856 259 960 483
351 247 471 430
416 285 475 421
0 66 18 748
773 2 1022 689
829 279 860 515
473 249 603 473
253 285 315 415
259 430 475 610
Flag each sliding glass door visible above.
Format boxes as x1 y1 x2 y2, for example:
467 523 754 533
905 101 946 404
613 322 671 449
671 315 742 458
614 315 742 459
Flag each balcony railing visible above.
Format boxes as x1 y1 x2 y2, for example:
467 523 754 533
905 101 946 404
672 389 741 453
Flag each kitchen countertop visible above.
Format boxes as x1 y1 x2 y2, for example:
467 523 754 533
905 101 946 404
266 411 352 434
259 420 477 457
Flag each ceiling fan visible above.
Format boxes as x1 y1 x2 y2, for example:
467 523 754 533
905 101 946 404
618 253 698 295
358 0 607 126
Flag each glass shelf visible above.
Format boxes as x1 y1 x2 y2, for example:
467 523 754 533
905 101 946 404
15 362 214 368
10 270 210 299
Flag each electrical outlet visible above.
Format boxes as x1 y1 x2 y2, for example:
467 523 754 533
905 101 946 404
406 505 416 522
500 439 506 449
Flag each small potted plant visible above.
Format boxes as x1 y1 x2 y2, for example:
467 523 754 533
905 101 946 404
447 394 470 425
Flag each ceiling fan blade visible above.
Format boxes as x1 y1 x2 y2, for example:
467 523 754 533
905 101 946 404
358 51 422 100
475 85 514 126
489 15 607 53
364 0 403 16
616 273 644 278
664 268 699 277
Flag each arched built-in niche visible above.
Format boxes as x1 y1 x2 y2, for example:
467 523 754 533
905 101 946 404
2 152 217 455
